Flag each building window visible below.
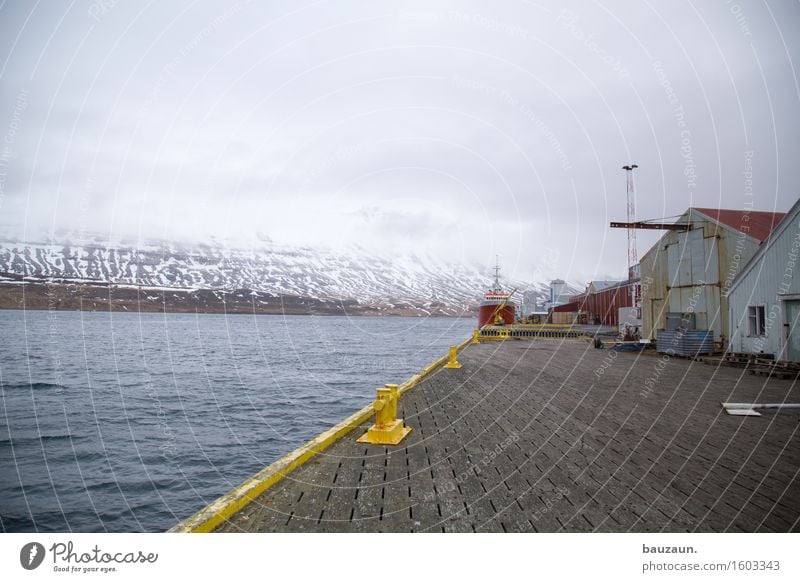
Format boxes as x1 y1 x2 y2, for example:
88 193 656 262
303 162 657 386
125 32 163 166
748 305 766 337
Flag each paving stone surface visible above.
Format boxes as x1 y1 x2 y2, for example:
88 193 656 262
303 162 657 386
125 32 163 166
216 340 800 532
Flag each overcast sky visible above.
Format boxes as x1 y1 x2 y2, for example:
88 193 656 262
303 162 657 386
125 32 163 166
1 0 799 282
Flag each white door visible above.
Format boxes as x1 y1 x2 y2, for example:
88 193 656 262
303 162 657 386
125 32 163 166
784 301 800 361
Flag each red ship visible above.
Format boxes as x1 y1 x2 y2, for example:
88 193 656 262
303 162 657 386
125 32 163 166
477 260 517 327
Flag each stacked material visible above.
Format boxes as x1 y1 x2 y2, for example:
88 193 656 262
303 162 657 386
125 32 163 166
656 329 714 356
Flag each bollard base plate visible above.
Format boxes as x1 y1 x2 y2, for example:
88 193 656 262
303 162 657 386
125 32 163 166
357 420 412 445
444 361 462 369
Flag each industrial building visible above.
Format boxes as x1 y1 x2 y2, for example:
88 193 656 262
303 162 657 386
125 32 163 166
639 207 786 349
727 199 800 359
549 279 638 326
544 278 571 312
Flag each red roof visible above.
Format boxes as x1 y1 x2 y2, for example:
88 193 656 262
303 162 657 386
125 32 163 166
692 207 786 243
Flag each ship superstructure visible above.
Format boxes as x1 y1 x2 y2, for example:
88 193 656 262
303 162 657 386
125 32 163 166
477 260 517 327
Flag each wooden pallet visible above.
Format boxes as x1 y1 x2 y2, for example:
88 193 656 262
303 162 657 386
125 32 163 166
749 367 800 380
724 359 752 368
745 357 800 379
701 352 799 373
723 353 777 368
727 352 775 360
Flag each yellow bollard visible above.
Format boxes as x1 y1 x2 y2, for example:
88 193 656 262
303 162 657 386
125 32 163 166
472 329 480 344
357 384 412 445
444 345 462 369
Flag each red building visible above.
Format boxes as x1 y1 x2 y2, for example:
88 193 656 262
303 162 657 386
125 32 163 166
549 279 638 326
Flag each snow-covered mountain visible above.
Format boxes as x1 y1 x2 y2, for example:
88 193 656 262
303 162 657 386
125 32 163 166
0 238 581 316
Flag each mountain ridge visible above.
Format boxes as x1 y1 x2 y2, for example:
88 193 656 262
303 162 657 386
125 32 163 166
0 238 583 316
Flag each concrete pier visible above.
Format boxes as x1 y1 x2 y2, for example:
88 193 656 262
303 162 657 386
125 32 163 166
193 339 799 533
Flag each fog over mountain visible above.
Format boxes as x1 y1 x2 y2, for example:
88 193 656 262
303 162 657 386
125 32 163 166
1 1 799 285
0 237 583 315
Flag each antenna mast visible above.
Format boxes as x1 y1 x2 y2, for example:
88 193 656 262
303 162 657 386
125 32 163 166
622 165 639 280
622 164 641 310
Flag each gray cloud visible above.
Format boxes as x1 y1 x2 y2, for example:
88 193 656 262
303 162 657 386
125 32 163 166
1 0 798 282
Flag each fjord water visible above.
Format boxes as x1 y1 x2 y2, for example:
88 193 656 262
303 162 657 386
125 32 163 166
0 310 474 532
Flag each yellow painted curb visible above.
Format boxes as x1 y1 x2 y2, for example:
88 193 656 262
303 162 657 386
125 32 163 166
168 334 473 532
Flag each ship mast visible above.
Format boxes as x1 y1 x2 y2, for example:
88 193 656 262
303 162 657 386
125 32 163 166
493 255 502 293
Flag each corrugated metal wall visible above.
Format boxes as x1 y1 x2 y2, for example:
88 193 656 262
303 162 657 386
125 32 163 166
728 211 800 358
584 284 634 325
640 209 761 347
548 282 636 325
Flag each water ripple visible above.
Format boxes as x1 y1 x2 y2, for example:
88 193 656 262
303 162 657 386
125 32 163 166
0 310 473 532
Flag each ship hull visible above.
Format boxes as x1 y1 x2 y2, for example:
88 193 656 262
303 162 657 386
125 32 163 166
478 301 516 327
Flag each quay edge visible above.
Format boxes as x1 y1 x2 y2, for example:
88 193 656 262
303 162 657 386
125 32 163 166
168 335 474 533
